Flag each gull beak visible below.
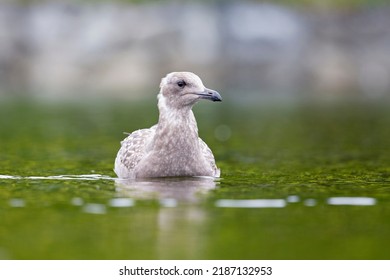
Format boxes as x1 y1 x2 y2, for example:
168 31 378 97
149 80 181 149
196 88 222 102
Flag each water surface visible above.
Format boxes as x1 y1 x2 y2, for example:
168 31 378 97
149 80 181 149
0 99 389 259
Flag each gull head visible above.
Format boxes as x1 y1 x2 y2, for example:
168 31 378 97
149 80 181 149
158 72 222 110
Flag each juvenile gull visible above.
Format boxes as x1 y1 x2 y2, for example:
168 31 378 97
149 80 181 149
114 72 222 179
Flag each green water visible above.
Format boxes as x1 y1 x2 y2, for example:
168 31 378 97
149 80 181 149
0 98 389 259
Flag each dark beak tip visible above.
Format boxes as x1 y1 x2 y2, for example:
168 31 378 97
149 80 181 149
210 91 222 102
197 89 222 102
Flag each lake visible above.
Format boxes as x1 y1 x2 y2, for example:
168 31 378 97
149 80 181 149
0 97 389 259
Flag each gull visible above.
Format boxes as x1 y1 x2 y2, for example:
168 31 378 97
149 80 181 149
114 72 222 179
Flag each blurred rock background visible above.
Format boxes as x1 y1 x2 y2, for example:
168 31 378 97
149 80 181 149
0 0 389 100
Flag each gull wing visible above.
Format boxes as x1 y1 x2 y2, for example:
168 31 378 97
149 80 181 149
114 125 157 179
198 137 220 177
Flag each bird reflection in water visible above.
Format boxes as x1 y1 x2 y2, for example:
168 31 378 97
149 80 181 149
115 176 218 203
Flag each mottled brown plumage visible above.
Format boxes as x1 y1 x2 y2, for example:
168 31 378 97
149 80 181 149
114 72 222 179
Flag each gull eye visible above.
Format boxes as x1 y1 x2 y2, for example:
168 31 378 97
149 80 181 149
177 80 186 88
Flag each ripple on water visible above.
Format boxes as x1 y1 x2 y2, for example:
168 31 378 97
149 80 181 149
82 203 107 214
71 197 84 206
327 197 376 206
303 199 317 207
9 199 26 208
108 198 135 208
159 198 178 208
0 174 114 181
215 199 286 208
286 195 300 203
